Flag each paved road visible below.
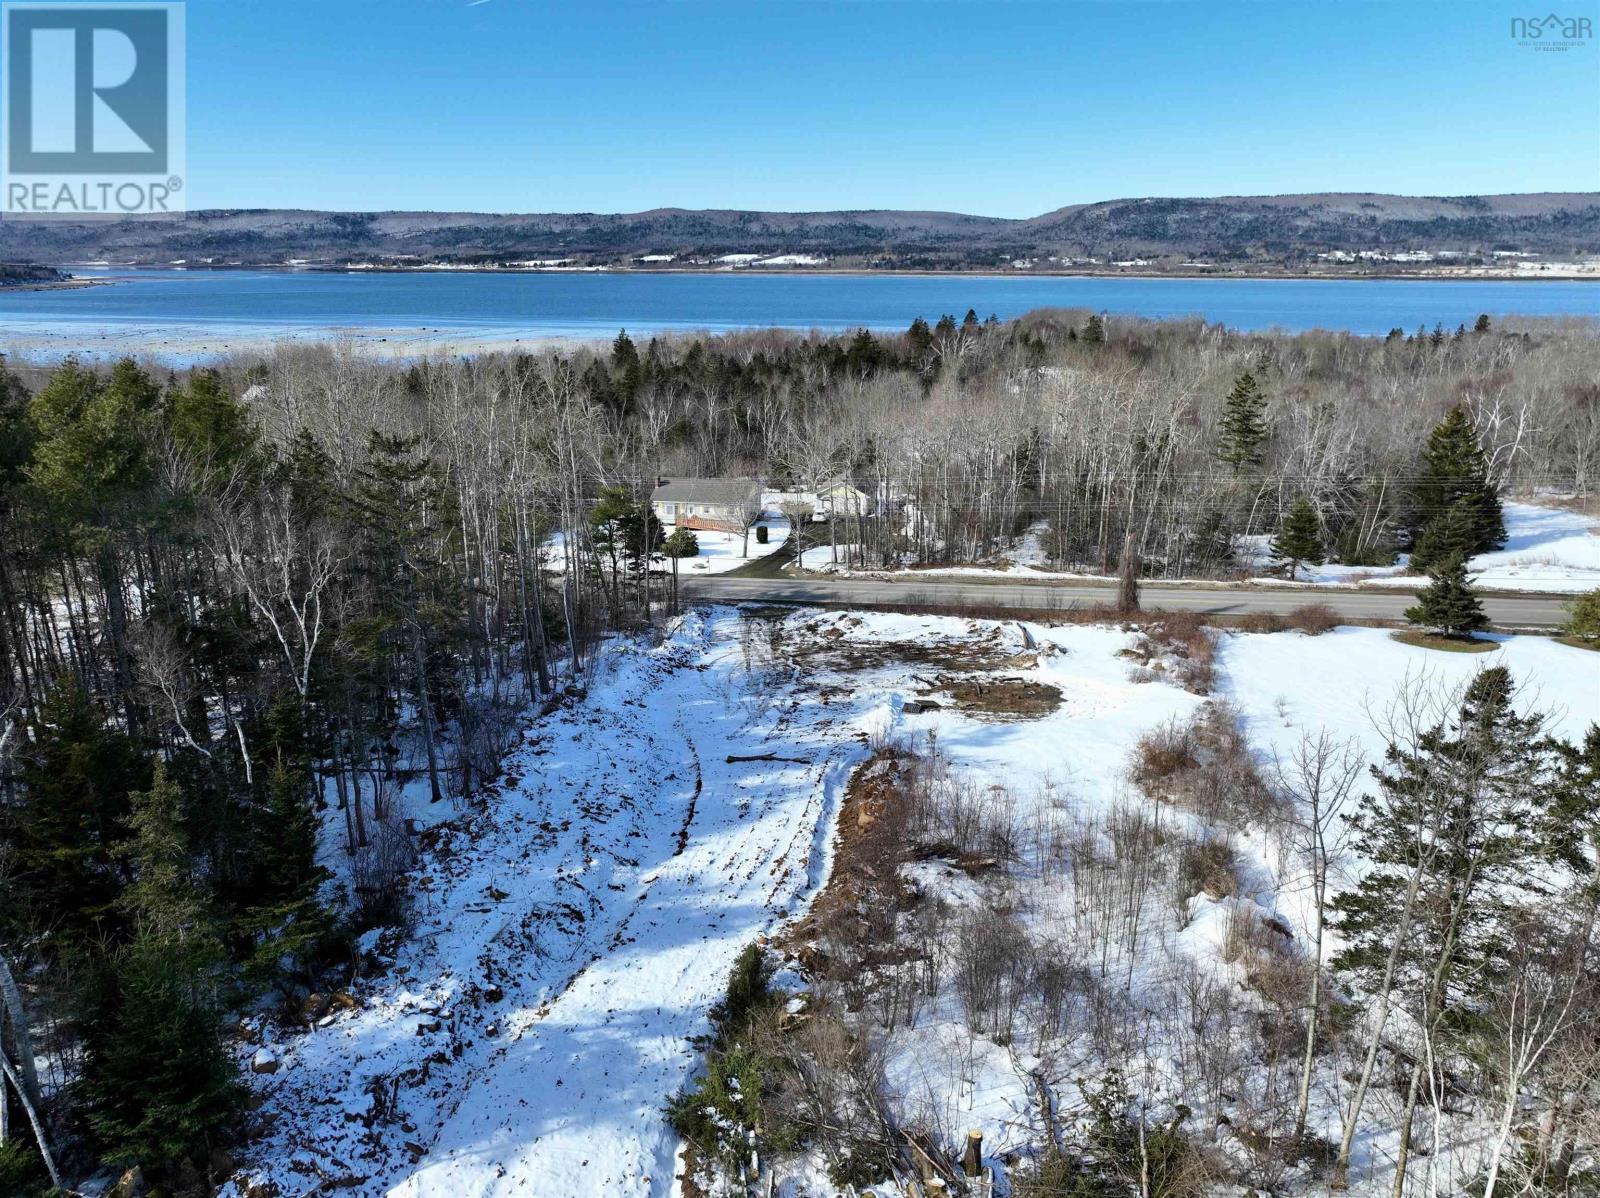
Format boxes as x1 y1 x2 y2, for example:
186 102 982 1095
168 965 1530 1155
682 574 1576 629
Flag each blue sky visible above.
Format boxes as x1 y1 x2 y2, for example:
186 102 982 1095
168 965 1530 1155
181 0 1599 215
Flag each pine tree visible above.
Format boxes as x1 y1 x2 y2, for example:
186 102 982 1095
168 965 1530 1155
1216 371 1268 471
1270 497 1324 580
1081 313 1105 344
1415 407 1505 553
82 764 241 1174
165 369 258 477
1405 556 1488 638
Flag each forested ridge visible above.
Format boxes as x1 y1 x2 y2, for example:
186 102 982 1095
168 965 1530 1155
0 193 1595 267
0 308 1596 1192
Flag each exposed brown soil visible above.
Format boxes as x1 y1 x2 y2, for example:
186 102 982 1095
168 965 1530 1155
787 614 1040 674
776 749 916 972
929 673 1062 718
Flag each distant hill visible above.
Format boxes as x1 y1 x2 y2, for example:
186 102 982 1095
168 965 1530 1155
1 193 1595 269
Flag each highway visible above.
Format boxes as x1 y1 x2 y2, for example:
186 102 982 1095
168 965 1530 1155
680 574 1576 629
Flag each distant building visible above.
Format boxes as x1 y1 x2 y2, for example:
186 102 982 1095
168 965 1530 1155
651 478 761 532
762 479 872 521
814 479 871 520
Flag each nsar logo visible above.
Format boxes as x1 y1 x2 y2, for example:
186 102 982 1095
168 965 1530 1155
1510 12 1593 50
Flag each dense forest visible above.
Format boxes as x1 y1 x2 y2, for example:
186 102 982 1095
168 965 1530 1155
1 193 1595 268
0 309 1596 1192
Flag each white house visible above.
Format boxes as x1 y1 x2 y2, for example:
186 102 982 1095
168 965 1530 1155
650 478 761 533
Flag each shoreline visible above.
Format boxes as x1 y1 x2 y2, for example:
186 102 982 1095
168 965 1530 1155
55 262 1600 284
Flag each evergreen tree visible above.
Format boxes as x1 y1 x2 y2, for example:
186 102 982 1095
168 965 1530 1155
1270 497 1324 580
1081 313 1106 344
1414 407 1505 553
905 316 933 360
9 680 148 948
1216 370 1268 471
1331 669 1567 1183
662 526 699 560
1408 499 1479 573
239 698 331 992
1405 556 1488 638
1474 313 1492 334
1564 587 1600 643
352 431 457 805
82 764 240 1175
165 369 258 476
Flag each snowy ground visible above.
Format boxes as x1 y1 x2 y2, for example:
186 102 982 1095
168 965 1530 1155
1235 502 1600 592
795 502 1600 594
225 608 1599 1198
224 610 863 1198
669 517 789 574
538 516 790 577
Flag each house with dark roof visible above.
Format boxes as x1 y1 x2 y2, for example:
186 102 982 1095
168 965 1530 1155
650 477 762 533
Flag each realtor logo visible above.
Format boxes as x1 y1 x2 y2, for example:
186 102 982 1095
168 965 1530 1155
1 2 185 218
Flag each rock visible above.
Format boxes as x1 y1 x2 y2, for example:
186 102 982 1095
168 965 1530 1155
483 983 504 1003
110 1166 148 1198
415 1018 442 1035
242 1183 280 1198
250 1047 280 1075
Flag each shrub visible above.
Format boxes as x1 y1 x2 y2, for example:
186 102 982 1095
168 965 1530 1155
1235 611 1286 634
1566 588 1600 643
710 942 776 1036
1286 603 1339 635
664 527 700 559
1142 613 1216 693
666 1043 776 1170
1130 719 1198 794
1176 838 1239 902
667 944 793 1172
1081 1070 1214 1198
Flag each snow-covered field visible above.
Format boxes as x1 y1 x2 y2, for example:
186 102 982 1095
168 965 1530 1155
1237 502 1600 593
798 502 1600 594
226 608 1598 1198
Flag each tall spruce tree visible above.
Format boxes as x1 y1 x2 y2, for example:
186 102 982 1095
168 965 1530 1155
1330 669 1565 1188
1407 498 1479 574
9 680 148 949
1270 496 1324 580
82 764 240 1175
240 698 331 993
1216 370 1268 471
1405 556 1488 638
1415 407 1505 555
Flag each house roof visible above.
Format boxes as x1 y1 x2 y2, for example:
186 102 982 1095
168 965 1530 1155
651 477 760 506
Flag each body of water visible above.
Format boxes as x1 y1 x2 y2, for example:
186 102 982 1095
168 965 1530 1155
0 268 1594 360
